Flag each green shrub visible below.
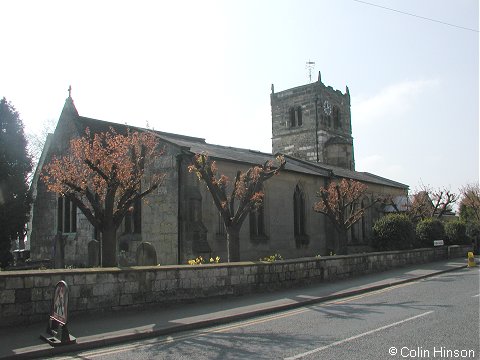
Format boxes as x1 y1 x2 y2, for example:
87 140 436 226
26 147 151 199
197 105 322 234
372 214 416 251
445 220 468 245
466 221 480 240
416 218 445 247
0 243 13 269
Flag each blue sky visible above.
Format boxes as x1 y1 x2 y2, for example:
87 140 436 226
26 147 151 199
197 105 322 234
0 0 478 196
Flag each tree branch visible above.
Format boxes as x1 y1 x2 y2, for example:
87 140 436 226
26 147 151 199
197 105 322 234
66 193 99 229
84 159 109 182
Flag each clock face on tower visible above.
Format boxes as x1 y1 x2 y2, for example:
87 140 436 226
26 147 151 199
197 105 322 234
323 100 332 115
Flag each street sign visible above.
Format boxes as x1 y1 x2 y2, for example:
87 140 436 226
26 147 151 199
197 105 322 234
433 240 444 247
52 280 68 325
41 280 76 346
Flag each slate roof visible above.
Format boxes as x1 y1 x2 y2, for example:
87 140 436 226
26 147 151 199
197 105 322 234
71 115 408 190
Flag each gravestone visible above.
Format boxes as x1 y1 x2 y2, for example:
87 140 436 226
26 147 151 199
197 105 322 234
136 242 157 266
87 240 100 267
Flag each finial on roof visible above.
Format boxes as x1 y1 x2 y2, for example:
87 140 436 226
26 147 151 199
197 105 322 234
61 85 79 118
271 84 275 94
318 71 322 82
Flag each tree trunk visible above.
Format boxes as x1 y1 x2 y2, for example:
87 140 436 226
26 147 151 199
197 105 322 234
101 226 117 267
336 229 349 255
226 227 241 262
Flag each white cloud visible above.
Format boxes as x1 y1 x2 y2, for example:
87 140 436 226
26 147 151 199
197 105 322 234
351 79 439 125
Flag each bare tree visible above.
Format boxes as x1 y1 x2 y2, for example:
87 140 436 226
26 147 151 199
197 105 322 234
430 187 458 217
459 183 480 222
188 153 285 262
408 186 458 221
41 127 164 267
314 178 379 255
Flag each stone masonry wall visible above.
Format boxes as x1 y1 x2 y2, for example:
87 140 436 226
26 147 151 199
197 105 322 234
0 246 471 327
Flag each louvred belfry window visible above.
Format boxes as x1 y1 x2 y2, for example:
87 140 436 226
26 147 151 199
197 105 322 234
289 107 296 127
297 106 302 126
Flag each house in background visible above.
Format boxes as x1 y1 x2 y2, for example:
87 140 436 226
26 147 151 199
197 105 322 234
28 75 408 267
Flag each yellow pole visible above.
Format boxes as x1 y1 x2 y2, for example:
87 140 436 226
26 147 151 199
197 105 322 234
467 252 476 267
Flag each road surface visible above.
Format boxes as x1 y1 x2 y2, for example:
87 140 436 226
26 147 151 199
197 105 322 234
52 267 480 360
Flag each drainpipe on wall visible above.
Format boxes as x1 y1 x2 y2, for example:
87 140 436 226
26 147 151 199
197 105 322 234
176 149 192 265
176 153 183 265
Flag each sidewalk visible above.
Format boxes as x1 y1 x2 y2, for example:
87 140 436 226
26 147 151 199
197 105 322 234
0 258 474 359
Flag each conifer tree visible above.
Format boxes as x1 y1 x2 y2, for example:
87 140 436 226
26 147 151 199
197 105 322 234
0 98 32 268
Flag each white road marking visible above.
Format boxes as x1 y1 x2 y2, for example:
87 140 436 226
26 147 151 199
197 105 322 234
473 294 480 298
284 311 434 360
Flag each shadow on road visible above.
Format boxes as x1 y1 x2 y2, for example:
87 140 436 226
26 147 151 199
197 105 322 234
303 298 452 320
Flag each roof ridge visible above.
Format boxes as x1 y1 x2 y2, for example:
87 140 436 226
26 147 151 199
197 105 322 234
72 115 408 190
76 116 206 143
361 172 409 189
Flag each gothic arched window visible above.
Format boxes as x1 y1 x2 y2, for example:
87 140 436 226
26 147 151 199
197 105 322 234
250 204 265 238
297 106 302 126
123 197 142 234
216 212 226 237
250 185 267 241
57 196 77 233
293 185 309 247
361 197 371 244
350 202 359 245
361 199 366 243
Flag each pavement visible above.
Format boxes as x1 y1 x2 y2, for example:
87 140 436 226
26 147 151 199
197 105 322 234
0 258 476 360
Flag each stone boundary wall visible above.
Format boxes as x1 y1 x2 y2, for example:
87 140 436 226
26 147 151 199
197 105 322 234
0 246 471 327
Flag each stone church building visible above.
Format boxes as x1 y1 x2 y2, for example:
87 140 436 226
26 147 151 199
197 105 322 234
28 74 408 267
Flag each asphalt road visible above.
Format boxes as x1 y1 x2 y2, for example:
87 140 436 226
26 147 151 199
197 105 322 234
52 267 480 360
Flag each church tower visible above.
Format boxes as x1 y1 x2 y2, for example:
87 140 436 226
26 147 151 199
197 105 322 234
271 72 355 170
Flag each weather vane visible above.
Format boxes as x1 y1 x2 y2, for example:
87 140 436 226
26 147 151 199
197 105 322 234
305 60 315 83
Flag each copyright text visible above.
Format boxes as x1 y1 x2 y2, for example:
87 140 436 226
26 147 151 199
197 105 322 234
388 346 476 358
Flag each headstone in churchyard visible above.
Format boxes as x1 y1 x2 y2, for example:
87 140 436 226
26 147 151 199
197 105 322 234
136 242 157 266
41 281 76 346
88 240 100 267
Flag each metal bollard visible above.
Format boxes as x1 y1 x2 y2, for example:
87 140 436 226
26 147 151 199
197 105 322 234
467 252 476 267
